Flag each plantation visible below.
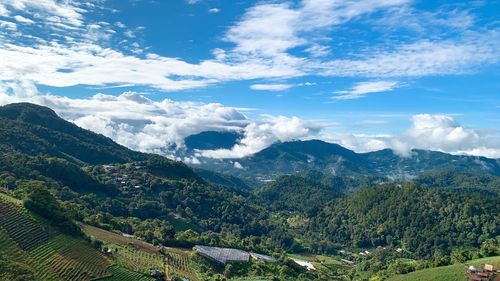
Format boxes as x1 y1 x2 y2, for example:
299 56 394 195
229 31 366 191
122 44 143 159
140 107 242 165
113 244 164 274
166 249 199 281
0 199 57 251
0 196 113 281
82 224 159 253
98 265 156 281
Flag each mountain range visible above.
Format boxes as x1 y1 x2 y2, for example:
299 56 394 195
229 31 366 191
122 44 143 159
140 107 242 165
192 136 500 186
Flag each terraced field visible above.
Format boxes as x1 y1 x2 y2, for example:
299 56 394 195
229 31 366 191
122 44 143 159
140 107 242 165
0 199 57 251
114 245 164 274
98 266 156 281
29 236 113 281
0 197 114 281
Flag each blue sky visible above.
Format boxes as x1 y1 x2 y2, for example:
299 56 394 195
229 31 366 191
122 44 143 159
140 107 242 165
0 0 499 159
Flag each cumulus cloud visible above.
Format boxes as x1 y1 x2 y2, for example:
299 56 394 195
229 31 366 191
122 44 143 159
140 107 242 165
334 81 401 99
197 115 323 159
323 114 500 158
0 0 86 28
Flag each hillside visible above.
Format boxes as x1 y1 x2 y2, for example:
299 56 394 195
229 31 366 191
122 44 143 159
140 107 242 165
254 173 342 213
0 103 147 165
0 194 114 281
388 256 500 281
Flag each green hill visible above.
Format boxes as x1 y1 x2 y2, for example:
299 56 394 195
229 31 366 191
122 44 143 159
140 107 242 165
388 256 500 281
0 103 147 164
0 194 114 281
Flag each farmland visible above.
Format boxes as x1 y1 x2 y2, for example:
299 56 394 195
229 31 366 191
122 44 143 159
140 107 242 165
0 199 57 251
83 222 203 280
0 197 114 281
81 224 159 253
388 256 500 281
97 265 156 281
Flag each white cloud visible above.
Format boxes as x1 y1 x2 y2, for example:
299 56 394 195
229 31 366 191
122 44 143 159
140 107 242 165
319 35 500 77
0 20 17 31
0 84 324 158
198 115 323 159
0 0 498 94
208 8 220 14
334 81 400 99
0 0 86 27
185 0 200 4
250 83 294 91
0 4 9 16
1 83 498 159
322 114 500 159
13 15 34 24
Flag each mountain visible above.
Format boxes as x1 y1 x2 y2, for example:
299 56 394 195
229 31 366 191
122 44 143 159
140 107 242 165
0 103 147 165
0 103 261 237
195 139 500 185
184 131 242 151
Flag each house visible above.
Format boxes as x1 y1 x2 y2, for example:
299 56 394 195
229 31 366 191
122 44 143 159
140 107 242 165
194 245 249 264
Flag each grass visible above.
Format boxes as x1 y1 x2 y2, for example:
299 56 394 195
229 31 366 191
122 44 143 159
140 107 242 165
388 256 500 281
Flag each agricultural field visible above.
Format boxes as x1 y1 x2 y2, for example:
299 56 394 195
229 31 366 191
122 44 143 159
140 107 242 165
112 244 163 274
0 199 58 251
0 197 115 281
81 224 159 253
389 256 500 281
165 249 199 281
97 265 156 281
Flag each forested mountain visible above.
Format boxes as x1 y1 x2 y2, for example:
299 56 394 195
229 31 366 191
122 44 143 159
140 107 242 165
184 131 243 151
195 139 500 185
0 103 147 164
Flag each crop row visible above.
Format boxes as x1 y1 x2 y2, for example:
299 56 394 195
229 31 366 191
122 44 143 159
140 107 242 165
166 251 191 272
114 246 163 274
98 265 156 281
27 235 113 281
0 200 57 251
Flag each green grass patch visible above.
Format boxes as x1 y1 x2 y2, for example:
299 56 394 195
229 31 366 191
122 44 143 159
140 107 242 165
388 256 500 281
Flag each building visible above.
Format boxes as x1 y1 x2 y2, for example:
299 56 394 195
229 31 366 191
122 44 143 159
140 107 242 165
250 252 277 263
194 245 249 264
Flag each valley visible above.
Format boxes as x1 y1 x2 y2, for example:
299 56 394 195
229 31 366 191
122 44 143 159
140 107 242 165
0 103 499 281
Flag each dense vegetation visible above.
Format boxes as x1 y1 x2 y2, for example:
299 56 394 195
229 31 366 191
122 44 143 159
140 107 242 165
1 103 499 280
307 184 499 257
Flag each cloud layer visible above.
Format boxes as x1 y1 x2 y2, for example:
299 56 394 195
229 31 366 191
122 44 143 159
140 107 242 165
1 86 499 159
0 85 323 160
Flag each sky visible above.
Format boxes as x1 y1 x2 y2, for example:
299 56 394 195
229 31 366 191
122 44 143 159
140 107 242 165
0 0 499 160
